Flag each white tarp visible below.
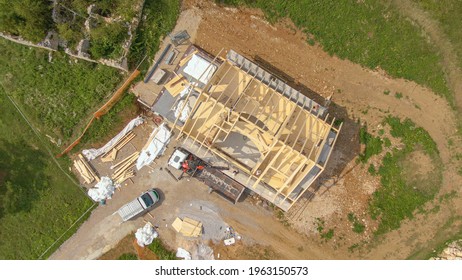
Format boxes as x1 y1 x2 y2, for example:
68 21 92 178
87 176 115 202
82 116 145 161
174 100 191 123
176 248 192 260
136 123 171 170
179 84 192 98
191 243 215 260
183 54 217 85
135 223 158 247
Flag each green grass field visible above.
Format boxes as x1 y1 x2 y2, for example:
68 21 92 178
219 0 452 104
0 88 94 259
0 0 180 259
0 38 123 141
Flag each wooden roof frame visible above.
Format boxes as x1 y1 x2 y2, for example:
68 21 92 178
169 52 341 210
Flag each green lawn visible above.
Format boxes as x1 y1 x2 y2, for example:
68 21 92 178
0 38 123 141
219 0 452 104
0 88 94 259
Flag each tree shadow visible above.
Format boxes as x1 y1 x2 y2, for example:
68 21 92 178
0 139 51 219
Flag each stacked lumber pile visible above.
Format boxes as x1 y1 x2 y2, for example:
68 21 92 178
101 131 136 162
111 152 139 184
74 154 100 184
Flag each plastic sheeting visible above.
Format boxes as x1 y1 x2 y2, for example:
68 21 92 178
176 248 192 260
87 177 115 202
183 54 217 85
136 123 171 170
82 116 144 161
191 243 214 260
179 84 192 98
135 223 158 247
174 100 191 123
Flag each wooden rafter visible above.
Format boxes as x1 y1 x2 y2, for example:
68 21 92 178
171 49 224 135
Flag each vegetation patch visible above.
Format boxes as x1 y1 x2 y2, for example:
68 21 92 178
370 116 442 235
218 0 451 103
0 0 53 43
148 239 176 260
0 38 122 140
414 0 462 70
276 209 290 227
315 218 335 241
77 92 137 149
347 213 366 234
117 253 138 260
358 125 383 163
128 0 180 72
0 89 93 259
89 21 128 60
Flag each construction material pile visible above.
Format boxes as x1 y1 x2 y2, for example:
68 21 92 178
135 223 158 247
172 217 202 237
87 176 115 202
100 131 136 162
176 248 192 260
73 154 100 184
111 152 139 184
136 123 171 170
82 116 144 161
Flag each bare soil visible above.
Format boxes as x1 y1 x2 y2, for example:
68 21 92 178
52 0 462 260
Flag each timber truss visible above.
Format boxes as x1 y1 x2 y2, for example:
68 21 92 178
169 49 342 211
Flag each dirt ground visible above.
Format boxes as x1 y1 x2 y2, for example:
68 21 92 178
51 0 462 260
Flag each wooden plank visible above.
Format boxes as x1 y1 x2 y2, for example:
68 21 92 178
101 149 117 162
110 152 139 170
78 155 99 182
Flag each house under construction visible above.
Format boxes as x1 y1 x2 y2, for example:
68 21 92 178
150 46 342 211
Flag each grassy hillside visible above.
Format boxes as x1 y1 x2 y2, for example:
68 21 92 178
219 0 452 104
0 38 122 141
128 0 180 72
0 88 94 259
413 0 462 70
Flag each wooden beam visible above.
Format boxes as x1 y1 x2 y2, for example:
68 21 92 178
195 64 250 155
171 48 224 135
250 144 286 190
276 158 310 199
282 99 306 146
313 117 336 162
184 61 239 147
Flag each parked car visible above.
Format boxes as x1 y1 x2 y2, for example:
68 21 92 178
117 188 160 222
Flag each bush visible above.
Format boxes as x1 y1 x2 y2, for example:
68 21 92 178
90 22 127 59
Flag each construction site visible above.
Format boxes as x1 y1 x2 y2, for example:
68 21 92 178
59 27 341 258
48 0 462 261
135 44 341 211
